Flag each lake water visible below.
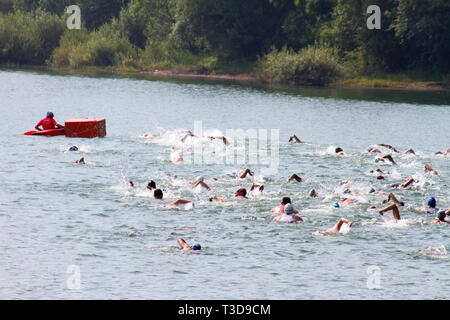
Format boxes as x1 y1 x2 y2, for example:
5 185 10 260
0 69 449 299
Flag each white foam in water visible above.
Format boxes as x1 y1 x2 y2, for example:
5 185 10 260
339 223 351 234
420 245 448 259
380 217 413 228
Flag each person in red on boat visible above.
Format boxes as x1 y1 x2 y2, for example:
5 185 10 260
35 112 64 131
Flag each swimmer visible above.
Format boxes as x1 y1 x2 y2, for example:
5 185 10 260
431 211 449 225
166 199 194 208
340 179 355 186
235 188 248 199
376 154 397 165
271 197 299 213
379 203 401 222
239 168 254 179
418 197 440 215
368 147 382 153
382 192 405 207
313 218 352 235
435 148 450 155
129 180 134 188
424 164 439 176
377 144 415 155
153 189 164 200
377 143 400 153
369 188 385 195
307 189 318 198
180 130 196 143
287 174 302 183
192 180 211 191
75 157 85 164
273 204 303 222
177 238 201 251
249 183 264 192
147 180 156 191
339 198 356 206
289 135 303 143
68 146 79 152
335 147 347 156
208 136 230 146
209 195 227 203
391 176 415 189
189 176 205 184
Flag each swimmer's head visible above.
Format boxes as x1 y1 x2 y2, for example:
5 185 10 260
153 189 163 199
333 202 340 208
281 197 291 205
46 112 54 118
399 201 405 207
335 147 343 153
437 211 446 221
68 146 78 151
284 203 294 214
427 197 436 208
147 180 156 189
343 189 351 194
235 188 247 197
377 176 385 180
369 188 376 194
196 176 204 182
191 244 201 251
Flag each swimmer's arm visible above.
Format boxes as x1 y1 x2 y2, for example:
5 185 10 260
377 144 400 153
249 183 264 192
239 168 254 179
169 199 192 206
293 216 303 222
209 195 226 203
177 238 193 250
194 181 211 190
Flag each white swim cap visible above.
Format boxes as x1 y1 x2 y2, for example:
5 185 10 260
196 176 204 182
284 203 294 214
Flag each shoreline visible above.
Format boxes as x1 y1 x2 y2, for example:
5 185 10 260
2 64 449 92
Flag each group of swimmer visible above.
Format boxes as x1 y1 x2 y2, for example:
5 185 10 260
64 122 449 250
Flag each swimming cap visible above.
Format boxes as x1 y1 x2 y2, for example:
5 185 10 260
46 112 54 118
284 203 294 214
69 146 78 151
196 176 204 182
369 188 376 194
335 147 343 153
427 197 436 208
437 211 446 221
333 202 340 208
191 244 201 250
147 180 156 189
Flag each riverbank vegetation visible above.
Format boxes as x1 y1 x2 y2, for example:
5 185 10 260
0 0 449 88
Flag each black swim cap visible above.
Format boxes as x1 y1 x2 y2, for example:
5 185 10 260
335 147 343 153
147 180 156 189
69 146 78 151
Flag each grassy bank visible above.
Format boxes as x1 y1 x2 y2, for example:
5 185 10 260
3 63 449 92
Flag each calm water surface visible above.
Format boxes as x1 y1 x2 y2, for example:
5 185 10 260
0 69 449 299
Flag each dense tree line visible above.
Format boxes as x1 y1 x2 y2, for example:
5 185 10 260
0 0 449 84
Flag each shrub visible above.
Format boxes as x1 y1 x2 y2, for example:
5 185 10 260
256 46 342 86
0 10 65 65
51 27 137 68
